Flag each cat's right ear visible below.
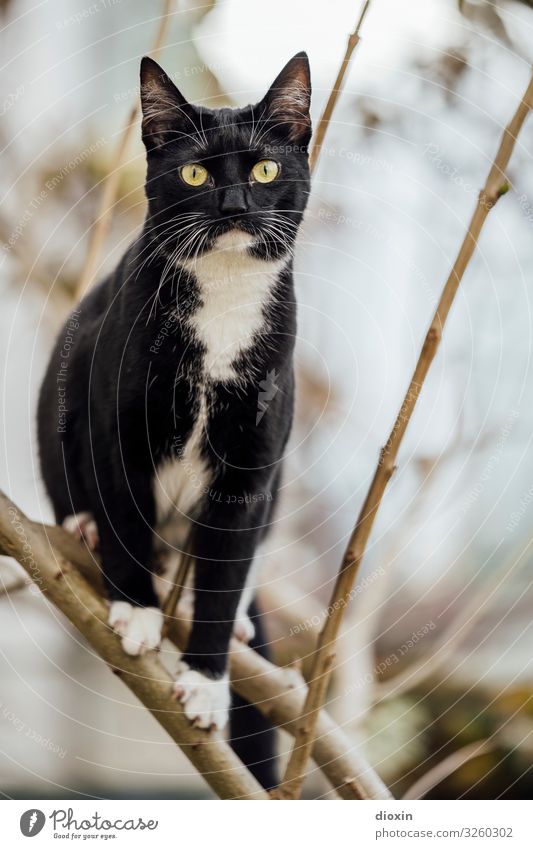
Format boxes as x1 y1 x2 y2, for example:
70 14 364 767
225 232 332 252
261 52 312 145
140 56 191 151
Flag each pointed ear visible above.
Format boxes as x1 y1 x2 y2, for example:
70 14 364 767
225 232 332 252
140 56 191 150
262 52 312 144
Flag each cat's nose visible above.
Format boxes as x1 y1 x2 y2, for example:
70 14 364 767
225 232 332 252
220 186 248 219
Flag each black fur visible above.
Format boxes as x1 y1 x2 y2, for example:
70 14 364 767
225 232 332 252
37 53 311 785
229 600 278 789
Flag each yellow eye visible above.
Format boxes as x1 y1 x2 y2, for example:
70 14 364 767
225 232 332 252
181 163 209 187
251 159 279 184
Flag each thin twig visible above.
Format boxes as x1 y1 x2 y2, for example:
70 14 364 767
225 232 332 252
161 535 194 639
309 0 372 174
73 0 175 302
276 69 533 800
402 740 493 800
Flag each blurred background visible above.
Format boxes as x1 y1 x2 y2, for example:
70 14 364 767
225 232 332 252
1 0 533 800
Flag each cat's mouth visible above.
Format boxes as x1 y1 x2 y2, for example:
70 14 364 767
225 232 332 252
214 218 257 237
184 214 295 261
206 218 260 252
211 229 255 252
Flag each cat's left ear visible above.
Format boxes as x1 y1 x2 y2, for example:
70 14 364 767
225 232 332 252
140 56 192 151
261 52 312 145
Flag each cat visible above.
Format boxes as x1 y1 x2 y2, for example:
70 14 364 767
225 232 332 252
37 52 311 788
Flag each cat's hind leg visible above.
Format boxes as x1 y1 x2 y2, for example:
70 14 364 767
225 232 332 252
173 659 231 731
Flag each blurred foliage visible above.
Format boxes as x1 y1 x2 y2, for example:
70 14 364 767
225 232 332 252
459 0 533 47
376 683 533 799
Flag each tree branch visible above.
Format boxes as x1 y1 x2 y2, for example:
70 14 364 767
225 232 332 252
0 491 390 800
402 740 493 800
276 68 533 800
309 0 372 174
161 534 194 638
73 0 176 302
221 640 392 800
0 491 267 800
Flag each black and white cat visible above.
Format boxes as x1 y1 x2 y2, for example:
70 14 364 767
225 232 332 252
37 53 311 786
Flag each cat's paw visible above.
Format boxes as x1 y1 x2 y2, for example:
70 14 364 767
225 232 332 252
108 602 163 656
63 511 99 550
172 661 230 730
233 614 255 643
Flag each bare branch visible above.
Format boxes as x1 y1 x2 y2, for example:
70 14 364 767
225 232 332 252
73 0 176 302
3 495 390 800
215 631 391 799
402 740 493 800
161 534 194 639
276 69 533 800
0 490 267 800
309 0 372 174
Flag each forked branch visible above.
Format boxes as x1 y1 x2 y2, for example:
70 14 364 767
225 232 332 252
0 491 267 801
0 490 391 800
277 69 533 800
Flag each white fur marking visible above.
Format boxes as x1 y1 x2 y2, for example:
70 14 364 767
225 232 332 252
182 231 285 381
154 392 210 525
108 602 163 656
173 661 230 730
233 615 255 643
155 234 285 527
233 558 258 642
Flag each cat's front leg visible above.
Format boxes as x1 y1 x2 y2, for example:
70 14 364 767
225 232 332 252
172 506 262 730
96 468 163 657
172 659 232 732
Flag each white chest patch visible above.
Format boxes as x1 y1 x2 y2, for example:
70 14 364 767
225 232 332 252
181 230 286 381
154 232 285 532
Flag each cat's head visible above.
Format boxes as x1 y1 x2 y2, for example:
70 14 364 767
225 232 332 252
139 53 311 263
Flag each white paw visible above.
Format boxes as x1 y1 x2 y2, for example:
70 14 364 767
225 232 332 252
63 511 99 550
108 602 163 656
233 614 255 643
172 661 230 730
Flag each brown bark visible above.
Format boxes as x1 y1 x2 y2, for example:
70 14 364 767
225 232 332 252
0 492 390 799
0 491 267 800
